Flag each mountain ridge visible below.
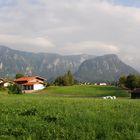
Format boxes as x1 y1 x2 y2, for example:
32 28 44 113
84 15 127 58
0 45 94 80
75 54 139 82
0 45 139 82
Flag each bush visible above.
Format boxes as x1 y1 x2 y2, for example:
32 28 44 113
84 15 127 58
0 86 6 91
119 74 140 90
15 73 24 79
8 84 22 94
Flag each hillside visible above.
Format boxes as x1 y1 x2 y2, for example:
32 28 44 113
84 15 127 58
75 54 139 82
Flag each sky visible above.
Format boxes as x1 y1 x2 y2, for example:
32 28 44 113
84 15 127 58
0 0 140 70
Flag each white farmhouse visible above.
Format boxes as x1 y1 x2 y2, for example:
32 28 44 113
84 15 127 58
14 76 46 92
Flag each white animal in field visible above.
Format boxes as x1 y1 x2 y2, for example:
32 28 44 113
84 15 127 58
113 96 116 99
103 96 116 99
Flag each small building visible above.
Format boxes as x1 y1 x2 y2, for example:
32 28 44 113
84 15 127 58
0 78 14 87
131 88 140 99
14 76 46 92
99 83 107 86
4 81 13 87
0 78 4 87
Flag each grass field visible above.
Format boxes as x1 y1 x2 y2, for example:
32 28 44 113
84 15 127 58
40 85 130 97
0 85 139 140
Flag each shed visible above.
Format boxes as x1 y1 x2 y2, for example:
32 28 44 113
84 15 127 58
131 88 140 99
0 78 5 87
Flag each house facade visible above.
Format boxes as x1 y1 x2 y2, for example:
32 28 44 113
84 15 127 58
14 76 46 92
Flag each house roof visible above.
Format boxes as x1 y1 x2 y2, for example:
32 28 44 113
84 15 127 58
22 82 44 86
0 78 4 81
132 88 140 94
14 76 46 82
0 78 5 83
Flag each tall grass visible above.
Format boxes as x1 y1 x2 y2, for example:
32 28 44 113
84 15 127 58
0 94 140 140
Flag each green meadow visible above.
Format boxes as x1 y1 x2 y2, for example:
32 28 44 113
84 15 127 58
40 85 129 97
0 85 140 140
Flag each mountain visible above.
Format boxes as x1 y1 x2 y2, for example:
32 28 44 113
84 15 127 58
0 46 139 82
75 54 139 82
0 46 94 80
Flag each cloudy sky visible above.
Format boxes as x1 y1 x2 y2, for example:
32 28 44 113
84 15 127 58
0 0 140 70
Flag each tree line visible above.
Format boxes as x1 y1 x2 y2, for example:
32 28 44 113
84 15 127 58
54 70 76 86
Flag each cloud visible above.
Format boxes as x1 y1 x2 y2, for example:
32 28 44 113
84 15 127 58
0 34 54 52
0 0 140 70
62 41 119 55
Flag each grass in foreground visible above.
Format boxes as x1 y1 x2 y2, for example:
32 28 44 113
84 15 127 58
0 94 140 140
0 86 133 140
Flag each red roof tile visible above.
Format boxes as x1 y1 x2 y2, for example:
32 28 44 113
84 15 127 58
14 76 46 82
